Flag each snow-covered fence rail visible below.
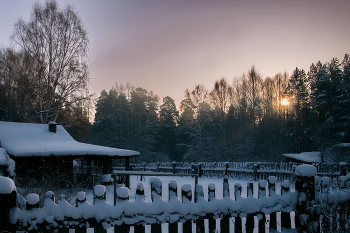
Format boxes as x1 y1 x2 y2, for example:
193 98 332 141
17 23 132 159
2 164 350 233
128 162 347 181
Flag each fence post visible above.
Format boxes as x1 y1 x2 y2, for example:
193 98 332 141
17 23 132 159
168 180 178 233
294 164 317 232
0 176 16 232
195 184 205 233
268 176 278 231
246 182 255 233
280 180 292 229
208 183 217 233
221 176 230 232
75 191 88 233
93 185 107 233
150 177 162 233
258 180 267 233
133 182 145 233
234 183 242 233
114 187 132 233
182 184 193 232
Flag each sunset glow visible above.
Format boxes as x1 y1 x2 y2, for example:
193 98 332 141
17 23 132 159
281 98 290 106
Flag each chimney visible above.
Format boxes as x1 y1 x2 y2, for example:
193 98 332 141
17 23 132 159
48 121 57 133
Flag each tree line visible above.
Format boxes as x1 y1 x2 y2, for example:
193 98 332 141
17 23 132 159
0 1 348 162
88 55 350 162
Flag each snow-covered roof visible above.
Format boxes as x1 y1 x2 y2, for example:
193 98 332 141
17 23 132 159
0 121 140 158
283 151 321 163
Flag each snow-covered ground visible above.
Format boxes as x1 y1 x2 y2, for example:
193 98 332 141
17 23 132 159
82 175 295 233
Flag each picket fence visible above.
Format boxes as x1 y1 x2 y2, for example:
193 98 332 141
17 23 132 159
1 164 350 233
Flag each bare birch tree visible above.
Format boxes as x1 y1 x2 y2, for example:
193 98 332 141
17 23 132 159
10 0 89 123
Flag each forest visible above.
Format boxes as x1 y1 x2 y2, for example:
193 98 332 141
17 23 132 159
86 57 350 162
0 1 349 163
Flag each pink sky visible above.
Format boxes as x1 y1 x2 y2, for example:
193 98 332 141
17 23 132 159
1 0 349 106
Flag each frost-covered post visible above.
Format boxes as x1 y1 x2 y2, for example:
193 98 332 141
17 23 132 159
208 183 217 232
92 185 108 233
182 184 192 232
76 191 86 207
0 176 16 232
168 180 179 233
26 193 40 210
115 187 132 233
294 164 317 232
258 180 267 233
150 177 162 233
75 191 88 233
195 184 205 233
280 180 293 229
221 176 230 232
93 185 106 204
133 182 145 233
234 183 243 233
245 182 255 233
268 176 278 231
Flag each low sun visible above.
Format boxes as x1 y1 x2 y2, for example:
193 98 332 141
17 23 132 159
281 98 290 106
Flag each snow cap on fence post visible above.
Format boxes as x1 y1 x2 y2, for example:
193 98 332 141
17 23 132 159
281 180 290 193
150 177 162 201
45 191 55 202
195 184 204 203
258 180 267 198
234 183 242 200
268 176 277 196
76 191 86 207
116 187 130 201
26 193 40 210
182 184 192 203
136 182 145 201
93 185 106 204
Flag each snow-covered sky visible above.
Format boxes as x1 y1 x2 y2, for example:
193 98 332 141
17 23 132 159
0 0 349 106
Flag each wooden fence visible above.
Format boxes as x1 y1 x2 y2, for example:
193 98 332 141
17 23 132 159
126 161 347 181
1 164 350 233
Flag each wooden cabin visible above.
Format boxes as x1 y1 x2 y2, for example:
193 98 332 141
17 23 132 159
0 121 139 186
